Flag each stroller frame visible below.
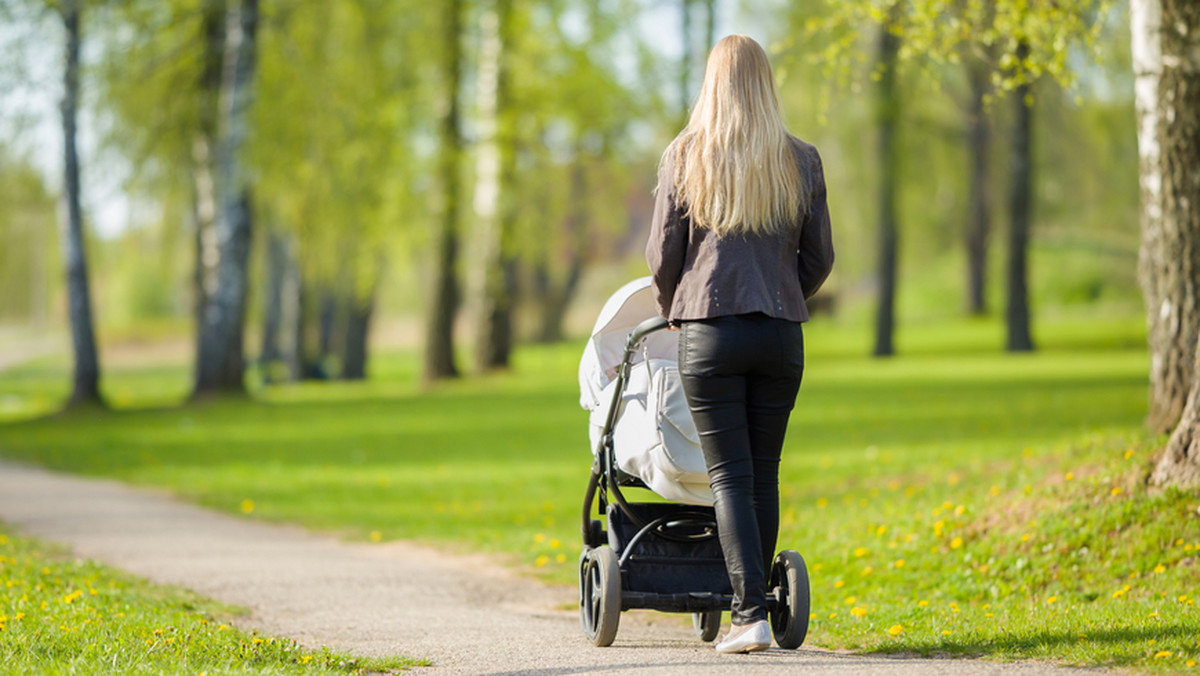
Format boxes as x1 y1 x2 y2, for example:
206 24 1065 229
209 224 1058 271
578 316 810 648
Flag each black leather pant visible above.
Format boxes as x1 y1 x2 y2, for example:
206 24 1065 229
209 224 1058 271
677 313 804 626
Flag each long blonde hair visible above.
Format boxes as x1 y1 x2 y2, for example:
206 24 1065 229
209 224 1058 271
659 35 805 238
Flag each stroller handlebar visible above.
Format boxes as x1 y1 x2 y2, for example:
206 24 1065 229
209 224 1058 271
626 316 670 348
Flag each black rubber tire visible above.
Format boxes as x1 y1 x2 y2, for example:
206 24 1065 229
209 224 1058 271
579 546 621 646
768 550 810 649
693 610 722 642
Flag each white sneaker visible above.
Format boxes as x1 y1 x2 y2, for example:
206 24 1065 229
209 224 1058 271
714 619 772 654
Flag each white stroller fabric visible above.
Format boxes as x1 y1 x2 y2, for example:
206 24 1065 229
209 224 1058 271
579 277 714 506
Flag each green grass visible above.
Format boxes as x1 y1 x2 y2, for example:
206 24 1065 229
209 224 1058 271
1 314 1197 672
0 526 424 674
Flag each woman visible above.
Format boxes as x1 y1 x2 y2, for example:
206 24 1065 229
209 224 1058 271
646 34 834 654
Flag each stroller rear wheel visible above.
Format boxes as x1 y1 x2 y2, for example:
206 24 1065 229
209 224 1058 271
580 546 621 646
768 550 810 649
692 610 721 642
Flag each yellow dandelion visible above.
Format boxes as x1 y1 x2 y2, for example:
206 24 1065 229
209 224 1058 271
1065 472 1074 481
240 499 255 514
813 563 823 571
834 580 845 589
854 547 869 557
817 498 829 509
1124 449 1135 460
534 555 549 567
950 537 964 549
829 612 837 619
844 596 857 605
942 629 951 636
888 624 904 636
861 567 873 576
917 600 928 607
534 533 546 544
809 613 817 620
1154 564 1166 574
1149 611 1160 618
985 612 995 618
14 613 24 621
954 505 966 516
988 485 1001 496
894 559 906 568
1175 538 1184 546
1021 534 1030 542
252 637 265 645
549 538 561 549
555 554 567 563
1155 651 1172 658
1186 659 1196 667
369 531 382 543
1046 596 1058 605
851 607 868 617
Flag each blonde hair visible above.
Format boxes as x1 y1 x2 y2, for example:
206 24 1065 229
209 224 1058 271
659 35 805 238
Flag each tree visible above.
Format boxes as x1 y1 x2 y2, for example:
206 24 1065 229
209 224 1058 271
473 0 517 373
1005 41 1035 352
873 14 901 358
1132 0 1200 487
58 0 103 406
194 0 258 396
425 0 465 382
796 0 1111 355
1133 0 1200 435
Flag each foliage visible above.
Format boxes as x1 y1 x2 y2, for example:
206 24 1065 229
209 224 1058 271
0 527 425 673
790 0 1114 94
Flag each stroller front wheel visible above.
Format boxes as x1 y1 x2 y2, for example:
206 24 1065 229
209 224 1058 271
692 610 722 642
768 550 810 649
579 546 621 646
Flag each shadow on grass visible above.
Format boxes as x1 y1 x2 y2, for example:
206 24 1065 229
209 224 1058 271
870 623 1195 665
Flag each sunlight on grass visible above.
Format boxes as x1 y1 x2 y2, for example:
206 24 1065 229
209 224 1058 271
3 314 1197 671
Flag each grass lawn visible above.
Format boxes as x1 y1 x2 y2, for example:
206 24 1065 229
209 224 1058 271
0 526 424 674
1 314 1198 673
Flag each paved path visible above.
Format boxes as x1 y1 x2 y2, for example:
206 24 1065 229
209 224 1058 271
0 461 1113 675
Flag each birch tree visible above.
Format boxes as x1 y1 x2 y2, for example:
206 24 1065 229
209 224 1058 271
194 0 258 395
1131 0 1200 486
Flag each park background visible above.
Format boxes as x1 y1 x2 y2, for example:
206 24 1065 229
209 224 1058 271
2 0 1199 673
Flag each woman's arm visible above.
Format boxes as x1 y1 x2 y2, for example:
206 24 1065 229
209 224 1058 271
646 166 689 319
798 151 835 300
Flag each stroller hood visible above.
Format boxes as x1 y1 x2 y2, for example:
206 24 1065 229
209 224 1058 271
579 277 678 412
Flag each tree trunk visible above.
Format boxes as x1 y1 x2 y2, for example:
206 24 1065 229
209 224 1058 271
1134 0 1200 434
873 18 900 358
681 0 692 123
58 0 102 406
1137 0 1200 486
965 57 991 316
259 225 288 383
342 287 375 381
534 150 589 343
474 0 516 373
1005 44 1036 353
192 0 225 389
194 0 258 396
425 0 464 382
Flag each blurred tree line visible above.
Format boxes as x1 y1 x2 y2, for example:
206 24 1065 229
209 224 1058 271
7 0 1193 483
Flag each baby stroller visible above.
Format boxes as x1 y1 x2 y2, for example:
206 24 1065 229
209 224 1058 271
577 277 810 648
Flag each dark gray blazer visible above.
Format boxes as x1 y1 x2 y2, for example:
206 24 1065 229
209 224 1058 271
646 136 835 323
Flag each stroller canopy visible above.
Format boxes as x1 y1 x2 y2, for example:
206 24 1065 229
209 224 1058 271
579 277 678 412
